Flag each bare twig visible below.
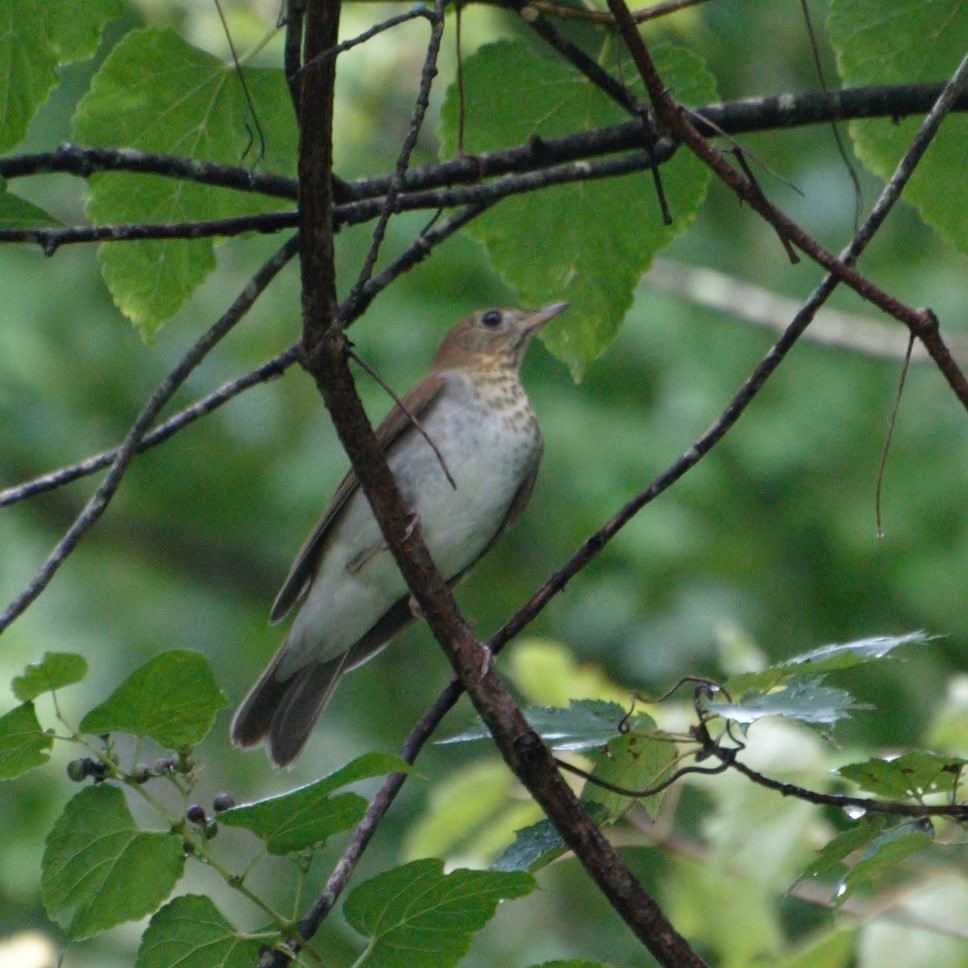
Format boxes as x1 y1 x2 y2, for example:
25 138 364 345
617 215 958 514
0 235 299 633
605 0 968 409
0 346 299 508
340 0 447 322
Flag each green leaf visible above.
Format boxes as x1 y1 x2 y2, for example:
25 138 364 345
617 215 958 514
12 651 88 701
344 859 534 968
727 632 929 694
491 817 568 873
0 178 61 229
828 0 968 251
795 815 889 886
836 819 934 906
702 676 869 726
79 650 228 749
42 785 185 938
584 727 675 822
0 0 120 152
72 28 297 334
836 751 968 800
220 751 409 854
439 41 715 378
0 1 59 152
0 703 53 779
43 0 121 63
444 699 634 751
527 962 616 968
136 895 262 968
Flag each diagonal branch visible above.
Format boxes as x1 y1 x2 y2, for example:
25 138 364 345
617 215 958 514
605 0 968 409
293 57 968 934
0 235 299 633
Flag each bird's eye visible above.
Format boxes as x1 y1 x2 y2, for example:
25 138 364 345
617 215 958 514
481 310 503 327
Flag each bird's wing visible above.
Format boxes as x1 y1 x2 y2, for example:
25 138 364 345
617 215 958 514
269 373 449 623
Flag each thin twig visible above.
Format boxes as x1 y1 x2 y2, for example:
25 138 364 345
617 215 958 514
0 236 300 633
340 0 447 323
346 347 457 488
875 335 915 538
605 1 968 409
0 346 300 508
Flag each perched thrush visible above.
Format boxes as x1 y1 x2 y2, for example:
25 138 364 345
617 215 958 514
232 302 568 765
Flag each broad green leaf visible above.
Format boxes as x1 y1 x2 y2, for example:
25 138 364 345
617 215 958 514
829 0 968 251
584 726 676 821
776 930 855 968
44 0 121 63
72 28 297 334
440 41 715 378
491 817 568 873
12 651 88 701
0 703 52 779
837 751 967 800
727 632 929 694
79 650 228 749
0 1 59 152
702 676 868 726
0 0 119 152
220 751 409 854
795 815 889 885
136 895 262 968
42 785 184 938
404 758 512 860
344 859 534 968
836 819 934 906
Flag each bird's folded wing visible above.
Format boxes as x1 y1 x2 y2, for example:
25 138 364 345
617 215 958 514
269 372 449 623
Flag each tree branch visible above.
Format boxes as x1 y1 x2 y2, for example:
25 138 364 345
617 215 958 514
0 235 299 633
606 0 968 409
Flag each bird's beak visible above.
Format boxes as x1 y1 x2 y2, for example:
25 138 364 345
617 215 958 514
522 300 569 332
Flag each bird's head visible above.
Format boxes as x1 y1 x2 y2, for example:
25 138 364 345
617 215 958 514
431 302 569 372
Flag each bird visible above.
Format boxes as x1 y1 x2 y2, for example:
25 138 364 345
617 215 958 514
231 301 568 765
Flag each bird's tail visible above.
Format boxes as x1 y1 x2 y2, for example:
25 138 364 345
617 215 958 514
230 651 346 767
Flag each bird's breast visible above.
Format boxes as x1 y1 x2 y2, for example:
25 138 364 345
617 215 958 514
390 368 541 577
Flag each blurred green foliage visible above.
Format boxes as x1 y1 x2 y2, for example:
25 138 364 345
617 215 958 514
1 0 967 966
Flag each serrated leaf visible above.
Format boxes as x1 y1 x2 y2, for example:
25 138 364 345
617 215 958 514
726 632 929 695
0 703 53 779
72 28 297 334
702 676 868 726
584 727 675 821
444 699 637 751
440 41 715 378
220 751 409 854
344 859 534 968
42 785 185 938
836 819 934 906
79 650 228 749
491 817 568 873
136 895 262 968
12 652 88 701
0 1 59 152
836 751 968 800
828 0 968 251
795 815 889 886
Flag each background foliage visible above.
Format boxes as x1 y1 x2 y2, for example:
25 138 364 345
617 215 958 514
1 0 966 966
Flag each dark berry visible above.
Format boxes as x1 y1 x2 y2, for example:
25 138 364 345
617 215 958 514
204 821 219 840
186 803 207 825
213 793 235 813
153 757 174 773
67 759 89 782
130 763 152 784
